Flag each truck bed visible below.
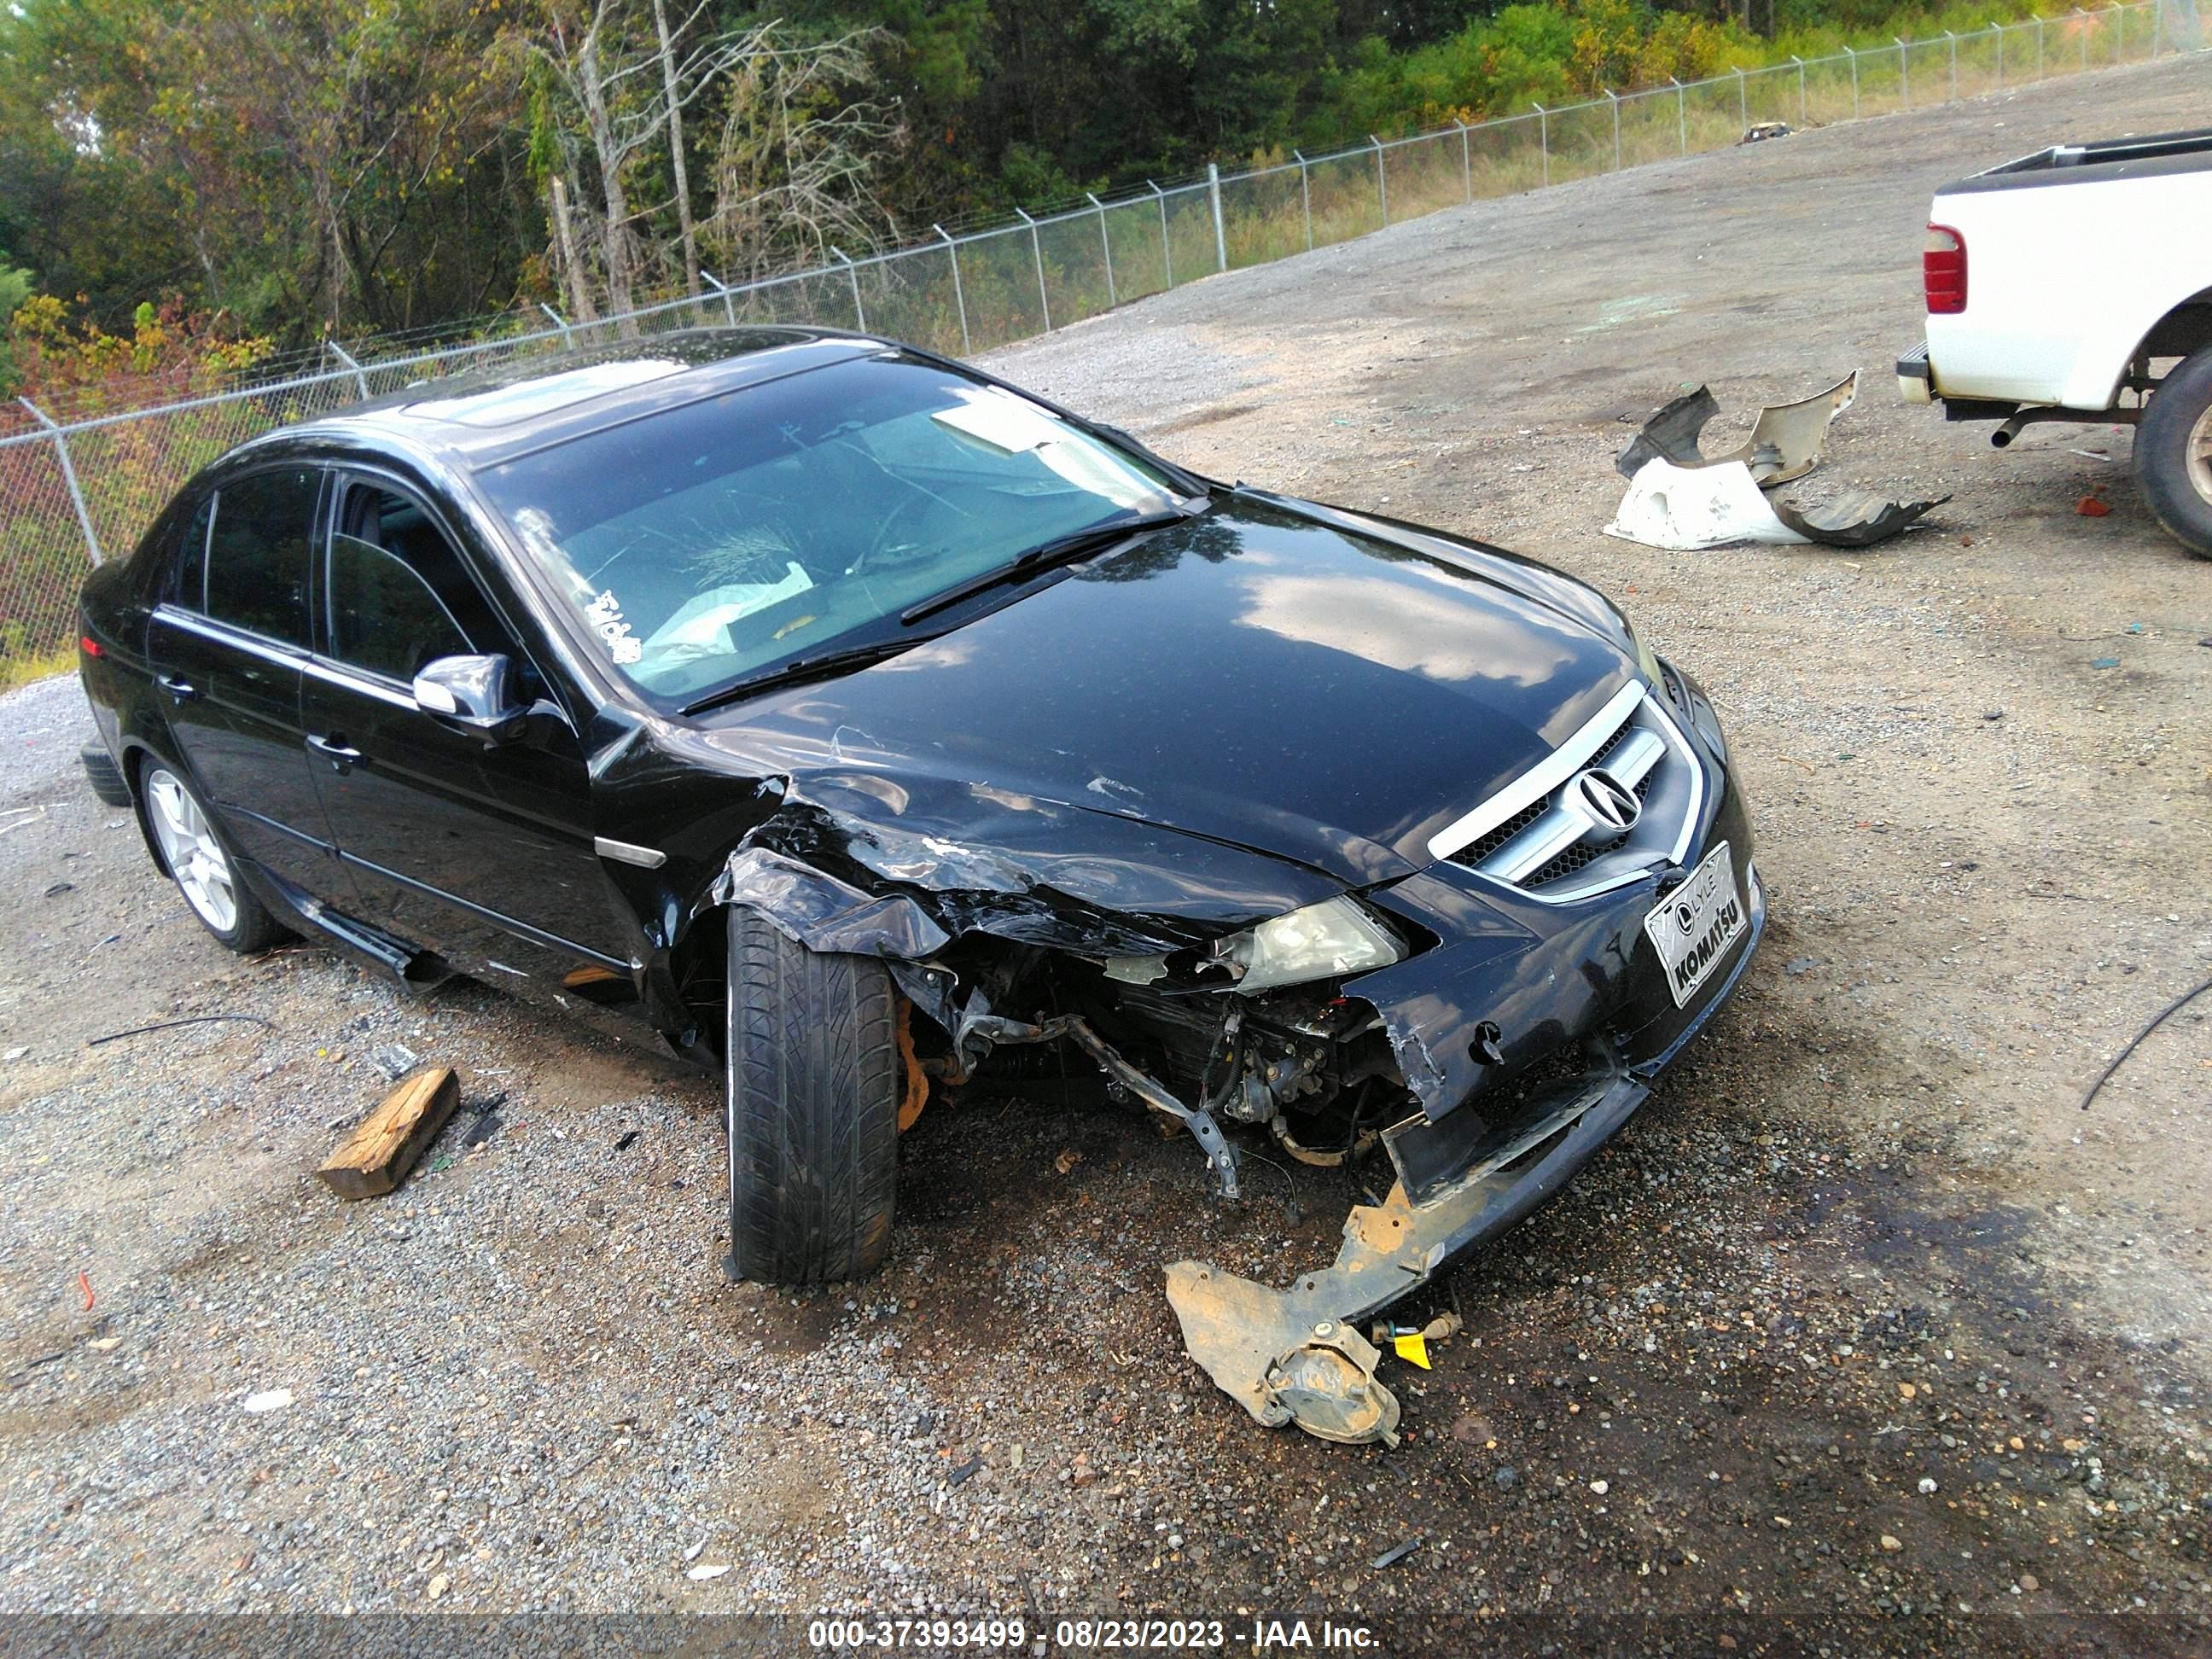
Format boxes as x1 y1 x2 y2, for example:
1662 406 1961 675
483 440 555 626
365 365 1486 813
1940 125 2212 195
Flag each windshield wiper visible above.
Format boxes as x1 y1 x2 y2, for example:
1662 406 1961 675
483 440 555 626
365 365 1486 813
678 632 946 717
899 503 1204 626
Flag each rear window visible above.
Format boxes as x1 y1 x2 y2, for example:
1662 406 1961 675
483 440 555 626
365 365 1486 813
206 468 319 646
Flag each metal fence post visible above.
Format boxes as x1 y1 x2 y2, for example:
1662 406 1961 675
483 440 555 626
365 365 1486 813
1455 120 1471 202
2115 2 2124 59
324 341 370 401
1672 78 1685 153
1897 38 1911 108
1534 103 1550 186
2152 0 2163 55
1150 182 1174 289
1790 58 1806 125
1087 193 1116 309
538 302 575 347
1012 210 1051 330
2035 15 2045 77
1993 22 2004 85
1945 31 1958 99
2078 9 2088 69
1293 151 1313 249
1370 137 1388 225
831 247 866 330
18 399 103 568
933 224 970 355
701 270 738 328
1207 164 1227 271
1605 90 1621 171
1734 67 1747 129
1846 48 1860 117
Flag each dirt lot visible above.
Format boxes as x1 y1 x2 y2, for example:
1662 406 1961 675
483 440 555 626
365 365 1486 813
3 55 2209 1652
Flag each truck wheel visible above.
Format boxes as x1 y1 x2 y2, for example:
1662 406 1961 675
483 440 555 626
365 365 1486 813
723 906 900 1284
141 763 288 953
2134 346 2212 559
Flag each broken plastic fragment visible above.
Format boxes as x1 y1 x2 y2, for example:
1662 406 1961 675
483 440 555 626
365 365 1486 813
1606 459 1946 550
1163 1262 1400 1447
1615 372 1858 487
1772 490 1949 547
1606 458 1812 549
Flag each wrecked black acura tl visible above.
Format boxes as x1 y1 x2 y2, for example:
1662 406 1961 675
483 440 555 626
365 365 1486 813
77 329 1761 1441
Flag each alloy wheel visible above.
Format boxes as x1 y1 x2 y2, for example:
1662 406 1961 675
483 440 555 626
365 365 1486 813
146 770 239 934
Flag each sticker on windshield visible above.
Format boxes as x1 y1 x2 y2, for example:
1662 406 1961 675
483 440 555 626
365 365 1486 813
932 388 1167 511
585 588 643 666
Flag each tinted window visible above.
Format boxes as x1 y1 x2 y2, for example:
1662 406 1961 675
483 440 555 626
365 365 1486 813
166 494 215 609
206 469 318 644
327 486 502 684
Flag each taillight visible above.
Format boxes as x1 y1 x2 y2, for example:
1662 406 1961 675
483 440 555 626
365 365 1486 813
1924 224 1966 315
79 634 102 657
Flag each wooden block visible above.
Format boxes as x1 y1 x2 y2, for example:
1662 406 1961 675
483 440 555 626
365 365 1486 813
317 1067 459 1201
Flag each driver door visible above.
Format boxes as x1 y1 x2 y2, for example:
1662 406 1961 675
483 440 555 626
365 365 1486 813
298 471 637 982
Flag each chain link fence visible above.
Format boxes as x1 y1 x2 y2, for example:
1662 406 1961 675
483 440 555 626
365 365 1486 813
2 0 2204 680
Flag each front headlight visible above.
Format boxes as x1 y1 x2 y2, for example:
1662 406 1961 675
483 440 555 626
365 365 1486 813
1214 896 1405 992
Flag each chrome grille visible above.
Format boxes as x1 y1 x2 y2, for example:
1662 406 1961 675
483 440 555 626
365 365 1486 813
1427 682 1703 903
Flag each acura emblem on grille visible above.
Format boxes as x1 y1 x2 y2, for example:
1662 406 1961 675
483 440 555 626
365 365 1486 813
1571 767 1642 834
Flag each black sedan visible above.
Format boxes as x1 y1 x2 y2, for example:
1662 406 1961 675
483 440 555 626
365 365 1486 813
77 329 1761 1443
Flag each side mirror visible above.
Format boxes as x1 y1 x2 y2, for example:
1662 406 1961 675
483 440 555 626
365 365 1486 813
412 654 524 742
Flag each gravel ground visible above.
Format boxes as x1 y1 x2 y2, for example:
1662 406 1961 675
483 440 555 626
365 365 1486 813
3 56 2211 1653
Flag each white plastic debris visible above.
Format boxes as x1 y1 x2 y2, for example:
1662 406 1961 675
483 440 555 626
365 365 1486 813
1604 458 1812 550
242 1388 294 1413
686 1563 731 1580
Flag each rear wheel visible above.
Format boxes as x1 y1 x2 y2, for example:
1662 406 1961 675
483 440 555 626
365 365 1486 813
141 763 288 953
724 906 900 1284
2134 346 2212 559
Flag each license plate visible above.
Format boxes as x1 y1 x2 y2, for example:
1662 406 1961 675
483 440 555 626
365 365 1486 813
1643 842 1746 1008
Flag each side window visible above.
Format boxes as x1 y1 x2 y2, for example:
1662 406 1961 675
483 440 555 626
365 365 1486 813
205 468 318 645
166 494 215 609
327 484 505 684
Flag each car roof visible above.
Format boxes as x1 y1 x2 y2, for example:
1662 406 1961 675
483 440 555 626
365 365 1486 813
296 325 894 471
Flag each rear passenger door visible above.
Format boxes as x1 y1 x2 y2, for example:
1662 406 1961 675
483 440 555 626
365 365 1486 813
146 466 339 892
299 472 637 982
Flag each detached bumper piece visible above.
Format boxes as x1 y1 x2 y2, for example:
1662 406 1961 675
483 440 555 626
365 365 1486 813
1604 370 1947 550
1167 1064 1647 1448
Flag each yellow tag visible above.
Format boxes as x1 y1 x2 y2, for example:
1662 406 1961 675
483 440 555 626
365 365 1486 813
1393 1334 1431 1370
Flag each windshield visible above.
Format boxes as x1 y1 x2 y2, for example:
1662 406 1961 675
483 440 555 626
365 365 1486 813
474 355 1188 702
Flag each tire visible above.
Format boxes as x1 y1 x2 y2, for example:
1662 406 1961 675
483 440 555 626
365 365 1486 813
2134 346 2212 560
80 744 133 808
724 905 900 1284
139 762 288 954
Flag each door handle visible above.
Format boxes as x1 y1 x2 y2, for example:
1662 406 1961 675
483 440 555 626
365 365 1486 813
155 673 199 703
306 733 364 771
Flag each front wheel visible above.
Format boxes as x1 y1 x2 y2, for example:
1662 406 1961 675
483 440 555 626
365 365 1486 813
141 763 288 953
724 906 901 1284
2134 346 2212 559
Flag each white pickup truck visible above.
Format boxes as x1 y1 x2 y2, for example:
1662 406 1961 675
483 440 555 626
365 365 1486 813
1896 126 2212 558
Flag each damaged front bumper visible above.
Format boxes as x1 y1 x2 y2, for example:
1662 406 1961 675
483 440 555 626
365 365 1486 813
1168 767 1766 1447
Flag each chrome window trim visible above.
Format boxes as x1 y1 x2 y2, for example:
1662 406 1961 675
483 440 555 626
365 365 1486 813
1424 678 1648 863
152 603 311 667
301 654 419 712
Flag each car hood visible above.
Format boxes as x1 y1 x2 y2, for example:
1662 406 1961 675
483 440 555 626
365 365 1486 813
695 494 1640 889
